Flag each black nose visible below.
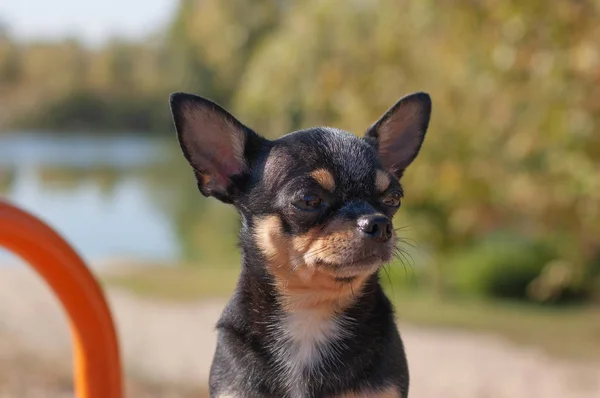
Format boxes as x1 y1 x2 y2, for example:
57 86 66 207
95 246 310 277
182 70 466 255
357 215 393 242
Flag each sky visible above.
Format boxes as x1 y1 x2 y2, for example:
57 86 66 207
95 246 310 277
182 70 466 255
0 0 177 45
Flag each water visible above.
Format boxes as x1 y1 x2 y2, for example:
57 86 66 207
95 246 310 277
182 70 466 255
0 132 424 274
0 133 183 267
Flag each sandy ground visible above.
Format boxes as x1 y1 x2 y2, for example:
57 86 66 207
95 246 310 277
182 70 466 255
0 266 599 398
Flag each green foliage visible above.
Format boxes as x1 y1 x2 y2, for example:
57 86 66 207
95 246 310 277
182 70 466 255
17 90 173 133
448 232 557 300
587 253 600 302
1 0 599 303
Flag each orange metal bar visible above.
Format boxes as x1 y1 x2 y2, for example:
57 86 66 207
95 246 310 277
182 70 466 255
0 200 123 398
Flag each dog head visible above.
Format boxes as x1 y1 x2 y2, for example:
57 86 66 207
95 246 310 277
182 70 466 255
170 92 431 309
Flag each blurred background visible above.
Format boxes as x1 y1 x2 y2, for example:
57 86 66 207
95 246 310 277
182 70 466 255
0 0 599 397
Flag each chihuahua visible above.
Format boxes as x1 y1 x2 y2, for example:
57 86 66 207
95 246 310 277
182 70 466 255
169 91 431 398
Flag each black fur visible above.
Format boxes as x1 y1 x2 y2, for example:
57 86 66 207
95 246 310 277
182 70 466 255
170 92 432 398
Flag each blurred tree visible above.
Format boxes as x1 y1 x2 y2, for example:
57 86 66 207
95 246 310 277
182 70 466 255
0 0 598 299
233 0 600 296
0 40 22 85
166 0 283 106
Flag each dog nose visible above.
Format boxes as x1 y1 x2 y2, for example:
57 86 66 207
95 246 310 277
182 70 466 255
357 215 392 242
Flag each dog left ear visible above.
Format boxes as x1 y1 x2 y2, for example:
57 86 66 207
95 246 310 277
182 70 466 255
365 92 431 179
170 92 264 203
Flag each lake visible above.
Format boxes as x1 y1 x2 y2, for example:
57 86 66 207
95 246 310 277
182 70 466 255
0 133 194 268
0 133 420 271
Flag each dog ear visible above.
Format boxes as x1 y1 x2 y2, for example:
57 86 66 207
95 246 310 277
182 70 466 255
170 92 263 203
365 92 431 179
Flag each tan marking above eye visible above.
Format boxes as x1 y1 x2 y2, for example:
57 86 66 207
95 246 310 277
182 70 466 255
310 168 336 192
375 170 392 193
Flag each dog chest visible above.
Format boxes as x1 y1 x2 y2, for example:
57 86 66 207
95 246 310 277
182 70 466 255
269 309 348 393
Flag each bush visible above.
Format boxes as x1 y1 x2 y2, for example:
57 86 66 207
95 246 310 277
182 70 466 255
527 247 600 304
380 261 423 293
448 232 556 301
587 253 600 303
379 243 432 294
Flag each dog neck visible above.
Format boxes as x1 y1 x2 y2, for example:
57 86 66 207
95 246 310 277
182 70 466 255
215 227 399 397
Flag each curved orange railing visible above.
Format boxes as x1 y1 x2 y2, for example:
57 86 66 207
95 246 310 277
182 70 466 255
0 200 123 398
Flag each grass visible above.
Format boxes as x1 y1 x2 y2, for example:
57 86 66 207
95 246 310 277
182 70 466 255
102 265 239 301
102 265 600 362
390 290 600 362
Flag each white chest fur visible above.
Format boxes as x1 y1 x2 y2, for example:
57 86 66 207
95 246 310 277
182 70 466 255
269 309 349 396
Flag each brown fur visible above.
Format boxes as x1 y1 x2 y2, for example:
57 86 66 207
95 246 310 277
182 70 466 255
300 218 361 265
301 217 394 270
310 168 336 192
375 170 392 193
198 172 212 186
254 216 372 314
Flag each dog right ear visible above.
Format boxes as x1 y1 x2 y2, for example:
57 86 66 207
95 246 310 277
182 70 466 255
170 92 264 203
365 92 431 179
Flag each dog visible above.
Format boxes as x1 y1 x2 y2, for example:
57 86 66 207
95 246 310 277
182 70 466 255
169 91 431 398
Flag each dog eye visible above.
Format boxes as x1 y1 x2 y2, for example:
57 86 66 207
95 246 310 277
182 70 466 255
382 191 401 207
293 194 322 211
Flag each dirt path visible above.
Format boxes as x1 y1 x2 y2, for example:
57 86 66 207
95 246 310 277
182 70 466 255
0 266 599 398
